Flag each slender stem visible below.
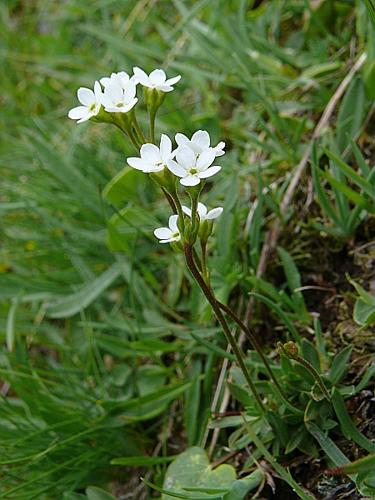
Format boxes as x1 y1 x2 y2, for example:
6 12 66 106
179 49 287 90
295 355 331 400
132 112 146 144
190 194 198 230
218 301 300 413
149 109 156 144
200 240 208 279
171 186 185 232
161 187 177 213
280 343 331 401
192 247 203 273
184 244 265 413
114 122 140 149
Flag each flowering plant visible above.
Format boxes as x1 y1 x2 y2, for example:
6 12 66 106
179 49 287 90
67 66 275 410
67 67 375 499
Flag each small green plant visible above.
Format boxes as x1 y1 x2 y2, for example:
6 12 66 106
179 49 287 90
311 141 375 239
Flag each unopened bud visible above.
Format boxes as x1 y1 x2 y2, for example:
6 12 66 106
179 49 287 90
279 341 299 359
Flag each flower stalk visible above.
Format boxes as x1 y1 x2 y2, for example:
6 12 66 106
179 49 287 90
279 342 331 401
184 243 265 413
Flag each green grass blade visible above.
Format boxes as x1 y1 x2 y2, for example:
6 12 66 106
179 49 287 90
331 388 375 453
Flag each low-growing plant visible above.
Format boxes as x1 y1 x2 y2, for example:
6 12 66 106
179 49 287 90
311 140 375 239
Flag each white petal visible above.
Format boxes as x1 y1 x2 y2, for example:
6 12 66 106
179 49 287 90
77 112 93 123
197 149 215 170
167 160 186 177
154 227 173 239
160 235 180 243
182 205 192 217
197 202 208 218
192 130 210 150
129 74 138 85
198 165 221 179
160 134 172 161
100 93 114 108
176 146 196 170
105 82 123 102
168 214 179 232
213 141 225 156
123 83 137 102
175 133 189 147
100 77 111 87
164 75 181 86
156 85 174 92
127 157 150 171
206 207 223 219
68 106 88 120
77 87 95 106
149 69 166 85
133 67 150 86
120 97 138 113
94 81 102 100
180 175 200 186
140 143 160 163
118 71 130 86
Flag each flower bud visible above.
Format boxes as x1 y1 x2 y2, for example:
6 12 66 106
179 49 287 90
199 219 213 243
280 341 299 359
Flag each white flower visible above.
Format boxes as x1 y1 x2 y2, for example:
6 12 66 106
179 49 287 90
100 71 137 90
175 130 225 157
182 202 223 221
127 134 174 173
167 146 221 186
100 82 138 113
68 81 102 123
133 67 181 92
154 215 181 244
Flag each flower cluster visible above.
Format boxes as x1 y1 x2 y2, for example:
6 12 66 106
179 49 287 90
68 67 225 251
68 68 181 123
127 131 224 186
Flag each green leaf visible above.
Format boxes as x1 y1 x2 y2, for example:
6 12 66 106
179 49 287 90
353 299 375 326
243 417 315 500
101 381 192 421
322 170 370 210
185 360 202 446
334 453 375 475
277 247 305 313
85 486 116 500
301 339 321 371
348 276 375 305
45 263 121 318
323 147 374 198
248 292 301 342
227 382 253 407
356 363 375 392
364 0 375 29
311 144 340 226
102 167 145 206
336 76 366 153
111 455 176 466
6 297 20 352
106 206 158 253
223 469 264 500
190 332 235 362
306 421 350 468
329 345 353 385
162 447 236 500
332 388 375 453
